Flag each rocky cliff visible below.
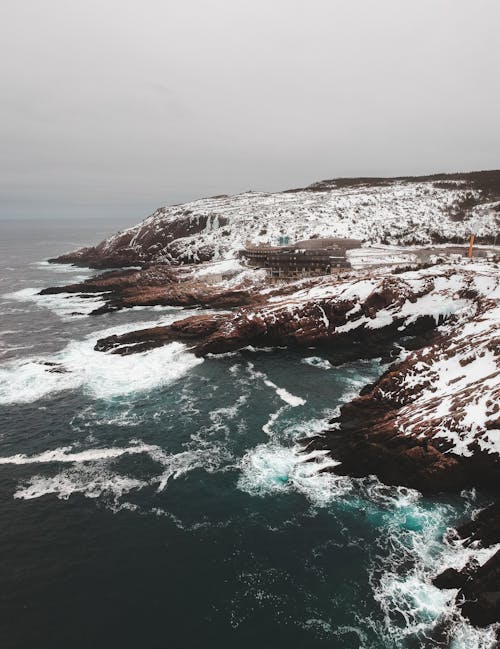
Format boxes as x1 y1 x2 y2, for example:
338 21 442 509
51 171 500 269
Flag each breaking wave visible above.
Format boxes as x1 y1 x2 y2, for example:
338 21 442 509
238 444 346 504
3 287 108 319
0 339 202 403
0 442 159 465
0 317 204 404
366 485 500 648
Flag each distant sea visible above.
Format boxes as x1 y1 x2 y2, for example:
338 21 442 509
0 216 496 648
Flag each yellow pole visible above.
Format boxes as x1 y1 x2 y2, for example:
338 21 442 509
468 234 475 259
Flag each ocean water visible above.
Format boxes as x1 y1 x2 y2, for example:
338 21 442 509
0 218 498 649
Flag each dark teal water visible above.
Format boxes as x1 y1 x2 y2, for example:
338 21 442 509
0 218 497 648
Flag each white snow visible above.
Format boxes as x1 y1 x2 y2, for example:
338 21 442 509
395 302 500 457
85 180 499 265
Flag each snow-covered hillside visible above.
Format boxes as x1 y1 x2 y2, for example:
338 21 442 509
395 300 499 457
53 174 500 268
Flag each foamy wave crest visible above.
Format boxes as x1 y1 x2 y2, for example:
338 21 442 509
301 356 332 370
283 411 338 440
238 444 347 505
10 440 230 505
70 405 144 430
151 446 229 491
0 321 203 404
3 287 108 319
15 463 146 502
31 260 96 277
246 362 306 407
339 371 377 404
0 443 159 465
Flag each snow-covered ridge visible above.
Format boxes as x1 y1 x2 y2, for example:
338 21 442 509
394 302 499 457
316 261 499 459
235 262 497 337
54 175 500 267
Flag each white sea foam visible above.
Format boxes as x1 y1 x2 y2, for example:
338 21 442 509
31 260 95 276
0 442 159 465
365 485 500 648
70 405 144 430
262 406 287 436
238 444 346 505
246 362 306 407
152 446 227 491
301 356 332 370
3 287 108 319
0 340 202 403
272 386 305 407
9 438 230 503
15 464 146 501
0 317 204 404
339 369 380 405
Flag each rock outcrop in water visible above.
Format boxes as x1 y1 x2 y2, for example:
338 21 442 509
432 501 500 628
92 265 436 355
94 262 497 364
40 262 264 313
50 171 500 269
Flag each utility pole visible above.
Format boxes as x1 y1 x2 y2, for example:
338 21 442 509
468 234 475 259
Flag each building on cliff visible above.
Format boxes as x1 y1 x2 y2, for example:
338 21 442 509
240 237 362 282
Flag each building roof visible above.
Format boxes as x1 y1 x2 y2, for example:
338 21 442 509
292 237 362 250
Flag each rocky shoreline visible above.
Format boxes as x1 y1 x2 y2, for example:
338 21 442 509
43 257 500 632
40 263 263 313
42 170 500 634
432 501 500 628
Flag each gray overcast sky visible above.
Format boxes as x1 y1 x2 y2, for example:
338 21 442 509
1 0 499 220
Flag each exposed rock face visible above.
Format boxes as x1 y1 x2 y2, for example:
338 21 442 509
93 269 413 354
459 552 500 627
93 263 497 367
40 260 271 314
432 565 474 590
457 500 500 548
432 501 500 628
310 296 499 493
51 213 227 268
50 171 500 269
455 501 500 628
